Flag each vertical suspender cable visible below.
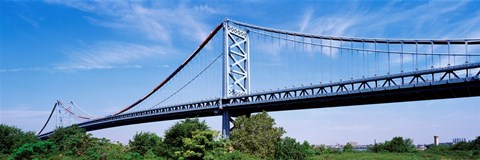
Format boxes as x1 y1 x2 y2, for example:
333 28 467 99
374 41 378 76
431 41 434 68
351 40 354 79
465 41 469 64
448 41 451 66
387 41 390 74
362 41 366 77
415 41 418 70
320 38 323 83
329 38 332 82
401 41 404 72
340 40 343 80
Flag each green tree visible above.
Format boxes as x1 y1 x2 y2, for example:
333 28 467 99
0 124 38 154
48 125 94 156
275 137 308 160
87 138 142 160
386 137 415 153
230 112 285 158
471 136 480 150
452 141 472 151
301 141 315 156
176 130 230 160
369 137 415 153
129 132 166 156
9 141 57 160
343 143 354 152
163 118 209 156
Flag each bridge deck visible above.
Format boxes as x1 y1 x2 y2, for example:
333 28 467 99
38 63 480 139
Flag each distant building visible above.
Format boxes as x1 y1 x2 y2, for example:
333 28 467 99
416 145 427 151
347 141 358 148
434 136 439 145
453 138 467 144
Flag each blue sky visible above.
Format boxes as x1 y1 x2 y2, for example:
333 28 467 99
1 0 480 145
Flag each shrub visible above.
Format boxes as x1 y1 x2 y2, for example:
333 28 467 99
129 132 165 156
275 137 308 160
9 141 57 160
343 143 354 152
164 118 209 157
0 124 38 154
369 137 415 153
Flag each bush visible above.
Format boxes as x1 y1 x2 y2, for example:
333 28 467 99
312 145 337 155
87 138 142 160
425 144 451 155
0 124 38 154
48 125 95 156
343 143 354 152
369 137 415 153
129 132 165 156
164 118 209 157
275 137 308 160
220 151 262 160
9 141 57 160
452 141 472 151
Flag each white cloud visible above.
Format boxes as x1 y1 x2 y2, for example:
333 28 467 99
0 108 50 118
47 1 215 43
0 42 166 73
56 42 171 72
39 1 222 72
299 7 313 33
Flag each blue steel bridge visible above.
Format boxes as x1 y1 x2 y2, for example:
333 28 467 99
38 19 480 139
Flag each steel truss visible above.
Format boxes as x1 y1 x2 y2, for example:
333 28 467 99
224 63 480 106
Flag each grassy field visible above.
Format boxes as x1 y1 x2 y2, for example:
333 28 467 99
306 152 479 160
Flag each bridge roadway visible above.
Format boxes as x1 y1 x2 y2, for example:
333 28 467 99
38 63 480 139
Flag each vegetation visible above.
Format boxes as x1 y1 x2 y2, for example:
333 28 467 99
9 141 57 159
0 124 38 155
343 143 354 153
175 130 229 159
369 136 416 153
275 137 312 160
1 113 479 160
164 118 209 158
230 112 285 158
128 132 165 156
307 152 478 160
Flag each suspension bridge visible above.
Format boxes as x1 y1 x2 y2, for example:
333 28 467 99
37 19 480 139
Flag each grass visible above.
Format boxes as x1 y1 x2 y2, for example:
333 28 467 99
306 152 479 160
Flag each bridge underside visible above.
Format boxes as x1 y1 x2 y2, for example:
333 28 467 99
82 108 220 132
82 80 480 130
226 80 480 116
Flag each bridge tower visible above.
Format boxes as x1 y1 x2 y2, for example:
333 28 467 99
57 101 72 127
222 20 250 139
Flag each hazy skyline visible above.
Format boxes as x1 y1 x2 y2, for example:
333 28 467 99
1 0 480 145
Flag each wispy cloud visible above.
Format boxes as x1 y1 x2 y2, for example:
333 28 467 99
17 14 39 28
299 7 313 33
0 42 171 73
297 1 478 39
47 1 216 43
56 42 171 72
40 1 221 72
0 107 50 119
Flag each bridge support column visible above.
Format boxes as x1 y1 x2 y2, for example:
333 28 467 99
222 110 231 139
